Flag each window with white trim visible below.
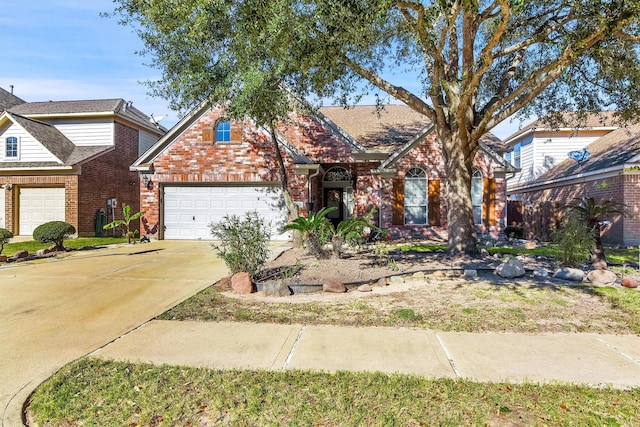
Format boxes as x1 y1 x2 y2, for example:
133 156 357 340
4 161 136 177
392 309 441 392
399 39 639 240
404 168 427 225
5 136 18 159
513 143 521 169
215 121 231 142
471 169 483 225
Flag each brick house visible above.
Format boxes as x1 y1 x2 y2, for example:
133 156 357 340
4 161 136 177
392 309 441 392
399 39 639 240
132 102 514 241
509 122 640 245
0 87 165 236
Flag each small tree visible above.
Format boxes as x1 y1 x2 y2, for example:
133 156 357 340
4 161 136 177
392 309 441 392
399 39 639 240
564 197 628 269
281 207 335 258
551 215 593 268
0 228 13 255
103 204 145 244
209 211 272 278
33 221 76 252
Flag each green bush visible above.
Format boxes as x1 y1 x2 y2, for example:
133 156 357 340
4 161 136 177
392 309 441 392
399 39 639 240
551 215 593 267
33 221 76 251
0 228 13 255
281 207 335 258
209 211 271 278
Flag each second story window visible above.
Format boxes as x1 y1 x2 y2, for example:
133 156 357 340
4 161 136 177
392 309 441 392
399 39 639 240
513 143 521 169
5 136 18 159
216 121 231 142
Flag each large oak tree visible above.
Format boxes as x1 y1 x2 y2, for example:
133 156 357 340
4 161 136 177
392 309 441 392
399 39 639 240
111 0 640 255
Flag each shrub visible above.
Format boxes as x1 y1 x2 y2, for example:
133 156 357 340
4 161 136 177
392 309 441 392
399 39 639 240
209 211 271 278
551 215 593 267
281 207 335 258
33 221 76 251
504 225 524 239
0 228 13 255
329 208 379 258
103 204 145 244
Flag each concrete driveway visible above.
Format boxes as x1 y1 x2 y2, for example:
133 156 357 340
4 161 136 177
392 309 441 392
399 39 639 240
0 240 227 427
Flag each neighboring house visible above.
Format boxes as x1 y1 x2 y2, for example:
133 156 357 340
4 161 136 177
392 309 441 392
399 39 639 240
508 122 640 245
132 102 515 241
504 112 618 193
0 87 166 235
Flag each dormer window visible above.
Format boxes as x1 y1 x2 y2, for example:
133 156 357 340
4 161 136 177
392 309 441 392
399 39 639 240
216 121 231 142
5 137 18 159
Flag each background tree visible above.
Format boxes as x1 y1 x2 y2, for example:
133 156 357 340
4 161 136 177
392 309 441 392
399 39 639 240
110 0 640 255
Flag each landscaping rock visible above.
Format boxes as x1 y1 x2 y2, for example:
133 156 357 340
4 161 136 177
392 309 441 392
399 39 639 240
0 255 7 263
376 277 388 287
389 275 405 284
524 240 539 249
323 280 347 293
218 276 232 291
480 248 489 256
464 269 478 280
231 272 254 294
553 267 585 282
533 268 549 278
621 277 639 289
411 271 425 280
493 253 503 259
587 269 617 286
431 270 447 278
496 259 526 279
14 250 28 259
263 280 291 297
358 284 373 292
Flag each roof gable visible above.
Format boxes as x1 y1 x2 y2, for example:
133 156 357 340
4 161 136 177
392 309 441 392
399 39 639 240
0 87 26 112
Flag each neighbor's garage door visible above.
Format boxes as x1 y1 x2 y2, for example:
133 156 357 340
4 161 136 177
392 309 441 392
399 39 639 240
163 185 289 240
19 187 66 235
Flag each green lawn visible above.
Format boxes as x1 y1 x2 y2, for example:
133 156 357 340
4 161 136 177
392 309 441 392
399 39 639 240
1 237 128 257
29 359 640 427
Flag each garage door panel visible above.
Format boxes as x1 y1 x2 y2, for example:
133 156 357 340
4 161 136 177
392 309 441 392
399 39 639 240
163 185 289 240
19 187 65 235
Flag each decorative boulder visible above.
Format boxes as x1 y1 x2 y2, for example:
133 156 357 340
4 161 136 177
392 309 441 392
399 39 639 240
0 255 7 263
621 277 639 289
411 271 425 280
496 259 526 279
231 272 254 294
357 284 373 292
376 277 388 287
524 240 539 250
389 275 405 284
533 268 549 277
323 279 347 293
587 270 617 287
431 271 447 278
464 269 478 280
553 267 585 282
263 280 291 297
14 250 29 259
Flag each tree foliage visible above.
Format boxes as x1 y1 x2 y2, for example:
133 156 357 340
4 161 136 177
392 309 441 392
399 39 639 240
110 0 640 255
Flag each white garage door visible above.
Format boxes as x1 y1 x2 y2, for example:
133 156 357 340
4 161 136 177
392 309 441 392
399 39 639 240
19 187 66 235
163 185 289 240
0 192 5 229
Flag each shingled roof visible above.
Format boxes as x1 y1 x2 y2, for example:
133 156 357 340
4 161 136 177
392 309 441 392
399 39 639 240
529 123 640 184
9 98 165 133
505 111 619 143
319 105 431 152
2 112 112 167
0 87 26 112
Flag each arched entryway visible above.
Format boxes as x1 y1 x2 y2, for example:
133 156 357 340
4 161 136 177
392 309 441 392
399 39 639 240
322 167 354 228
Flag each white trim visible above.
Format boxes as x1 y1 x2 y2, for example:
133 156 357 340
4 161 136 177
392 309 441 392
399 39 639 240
508 164 629 193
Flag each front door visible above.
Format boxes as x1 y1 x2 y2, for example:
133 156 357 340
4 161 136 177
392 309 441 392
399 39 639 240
324 188 344 228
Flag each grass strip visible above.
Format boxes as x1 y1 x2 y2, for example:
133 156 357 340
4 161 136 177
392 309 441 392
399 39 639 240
29 358 640 426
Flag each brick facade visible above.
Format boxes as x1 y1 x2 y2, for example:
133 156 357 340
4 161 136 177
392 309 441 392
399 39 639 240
518 171 640 246
138 107 508 241
0 121 144 237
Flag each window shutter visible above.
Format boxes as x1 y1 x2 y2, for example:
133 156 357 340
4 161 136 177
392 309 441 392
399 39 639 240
484 178 497 226
202 128 213 142
428 179 441 226
392 179 404 225
230 125 243 142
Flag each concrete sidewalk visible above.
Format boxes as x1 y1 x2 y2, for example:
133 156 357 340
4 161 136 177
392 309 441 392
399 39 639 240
93 320 640 389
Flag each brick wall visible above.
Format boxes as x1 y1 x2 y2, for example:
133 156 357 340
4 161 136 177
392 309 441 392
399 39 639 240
0 175 77 234
518 173 639 246
78 121 142 237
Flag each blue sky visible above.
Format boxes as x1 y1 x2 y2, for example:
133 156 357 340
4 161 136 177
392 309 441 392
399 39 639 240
0 0 526 138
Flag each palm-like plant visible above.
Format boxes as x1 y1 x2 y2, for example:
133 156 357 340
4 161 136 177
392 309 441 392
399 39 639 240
329 208 377 258
103 204 146 244
564 197 628 269
281 207 336 257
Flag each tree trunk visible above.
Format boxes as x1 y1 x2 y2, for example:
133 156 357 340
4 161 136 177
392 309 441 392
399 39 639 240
591 226 608 269
268 120 302 247
440 132 479 256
